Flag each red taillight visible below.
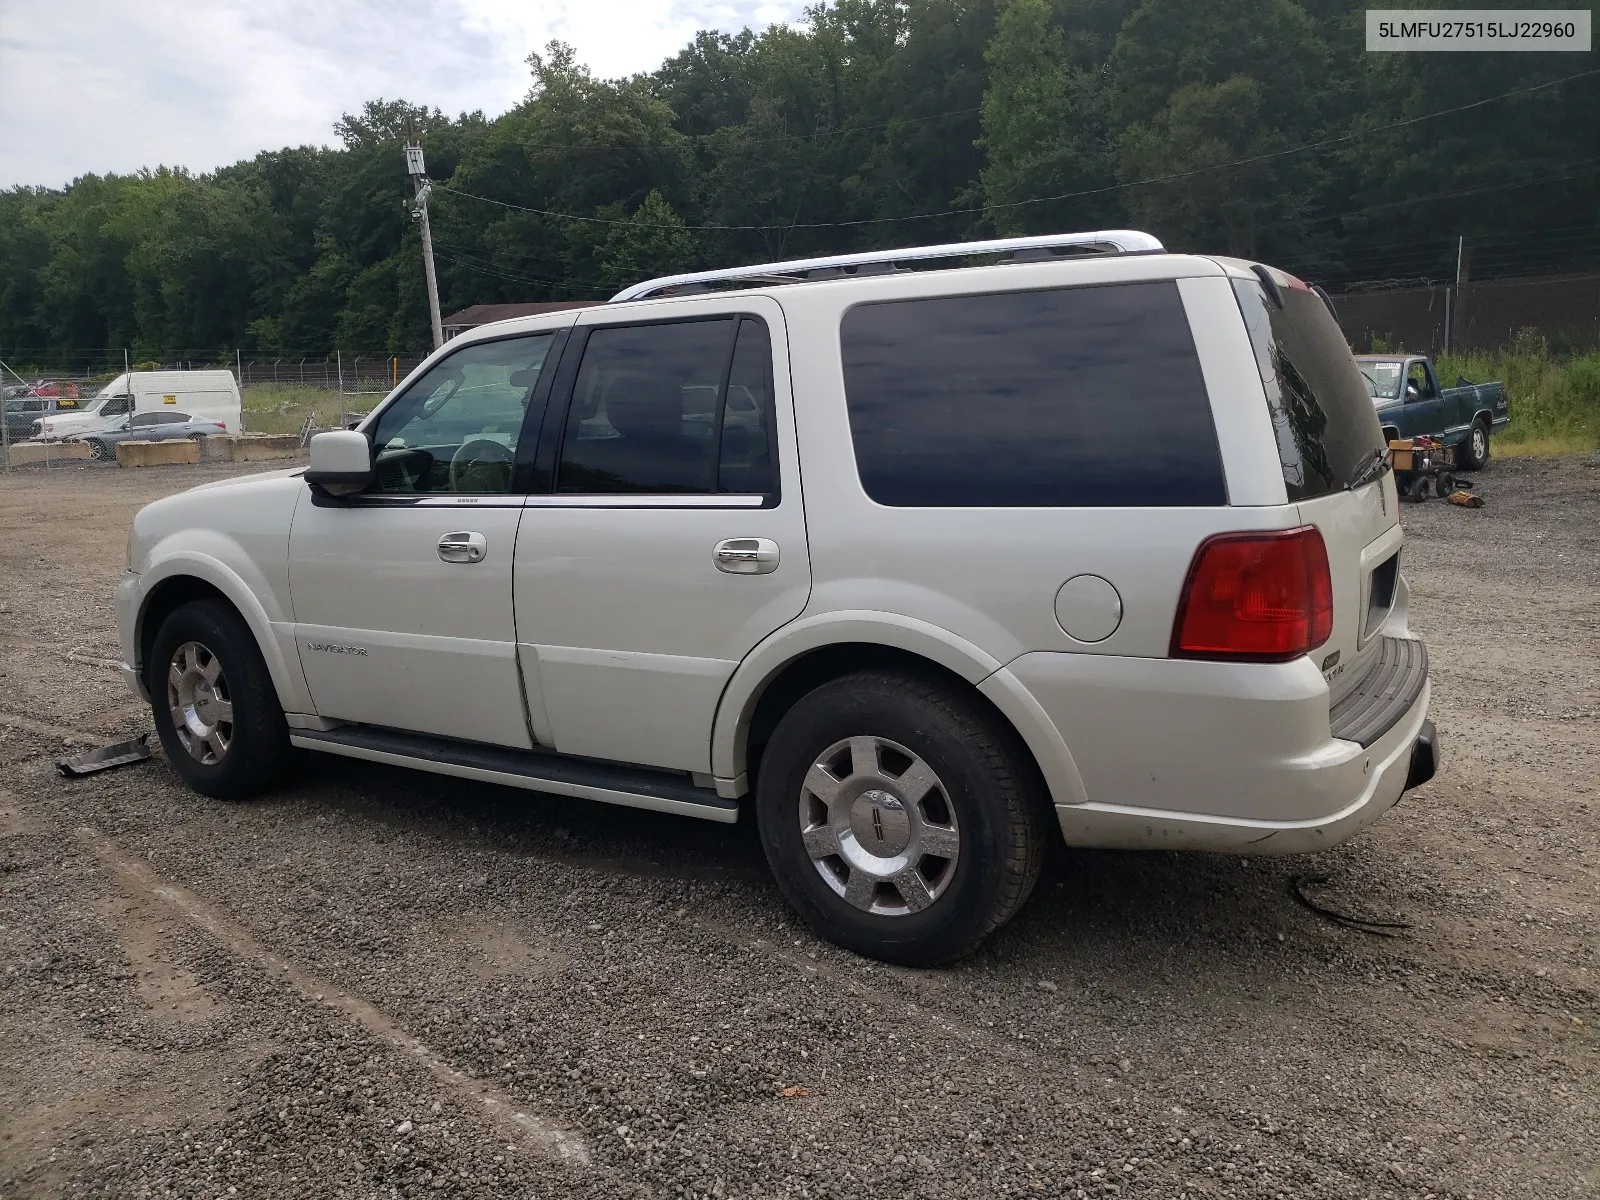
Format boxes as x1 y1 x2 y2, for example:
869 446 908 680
1171 527 1333 661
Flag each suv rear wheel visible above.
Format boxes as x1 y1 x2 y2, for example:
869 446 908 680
755 670 1046 965
148 599 291 799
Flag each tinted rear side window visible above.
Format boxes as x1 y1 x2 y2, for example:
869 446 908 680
1231 278 1386 501
840 282 1225 507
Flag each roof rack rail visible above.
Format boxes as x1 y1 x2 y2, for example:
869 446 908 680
608 230 1164 302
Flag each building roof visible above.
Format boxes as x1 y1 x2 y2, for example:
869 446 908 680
441 301 604 330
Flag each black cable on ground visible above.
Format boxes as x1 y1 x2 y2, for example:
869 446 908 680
1290 873 1413 938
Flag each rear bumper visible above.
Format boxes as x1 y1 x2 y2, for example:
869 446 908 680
1003 640 1434 855
1406 719 1438 790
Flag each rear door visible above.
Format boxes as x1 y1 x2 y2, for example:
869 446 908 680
512 296 810 774
1232 271 1400 704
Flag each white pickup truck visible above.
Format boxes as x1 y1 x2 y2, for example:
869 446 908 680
117 231 1437 964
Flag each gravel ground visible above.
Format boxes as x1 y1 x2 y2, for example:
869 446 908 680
0 455 1595 1200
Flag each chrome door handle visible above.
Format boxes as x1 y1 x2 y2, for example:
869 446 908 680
713 538 780 575
438 531 487 564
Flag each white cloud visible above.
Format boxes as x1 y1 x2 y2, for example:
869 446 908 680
0 0 806 188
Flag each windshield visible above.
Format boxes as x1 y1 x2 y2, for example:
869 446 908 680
1232 278 1387 501
1358 360 1404 402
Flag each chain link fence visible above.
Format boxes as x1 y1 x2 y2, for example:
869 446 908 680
1 351 427 471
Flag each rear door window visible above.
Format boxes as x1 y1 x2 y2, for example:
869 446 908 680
1231 279 1386 500
839 282 1225 507
556 316 777 496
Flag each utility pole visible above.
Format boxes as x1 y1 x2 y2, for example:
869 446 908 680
1452 235 1467 353
405 144 444 351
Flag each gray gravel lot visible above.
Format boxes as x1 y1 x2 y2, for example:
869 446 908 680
1 455 1596 1199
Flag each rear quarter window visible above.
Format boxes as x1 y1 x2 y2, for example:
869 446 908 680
1231 279 1386 500
839 282 1225 507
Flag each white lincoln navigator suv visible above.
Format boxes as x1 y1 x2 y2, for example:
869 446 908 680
117 231 1437 964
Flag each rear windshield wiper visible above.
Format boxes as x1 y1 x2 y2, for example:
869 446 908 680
1346 446 1390 492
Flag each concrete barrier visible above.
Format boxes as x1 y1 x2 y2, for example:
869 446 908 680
6 440 94 465
221 434 302 463
116 439 200 467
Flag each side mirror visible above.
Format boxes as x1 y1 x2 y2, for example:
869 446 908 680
305 430 373 497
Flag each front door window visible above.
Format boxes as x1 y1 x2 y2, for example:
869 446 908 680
369 334 555 494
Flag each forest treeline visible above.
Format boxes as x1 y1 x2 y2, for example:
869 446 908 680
2 0 1597 361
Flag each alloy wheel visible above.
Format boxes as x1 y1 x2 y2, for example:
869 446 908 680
797 735 961 916
167 640 234 765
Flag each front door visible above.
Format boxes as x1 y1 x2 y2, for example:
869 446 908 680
289 329 562 749
513 297 810 774
1402 358 1446 435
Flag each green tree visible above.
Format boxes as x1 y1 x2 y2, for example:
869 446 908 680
588 190 697 291
977 0 1117 235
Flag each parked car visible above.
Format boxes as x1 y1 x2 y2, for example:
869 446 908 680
32 370 241 440
4 391 84 444
74 411 228 460
1356 354 1509 470
117 232 1436 965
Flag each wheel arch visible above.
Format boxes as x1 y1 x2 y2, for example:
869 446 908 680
711 614 1089 811
135 558 307 713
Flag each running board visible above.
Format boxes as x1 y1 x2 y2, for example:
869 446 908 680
289 726 740 824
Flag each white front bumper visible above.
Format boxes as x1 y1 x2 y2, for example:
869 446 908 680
115 570 147 701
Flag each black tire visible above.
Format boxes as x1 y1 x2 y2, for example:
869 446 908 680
755 670 1047 966
86 439 107 461
1407 475 1430 503
1458 420 1490 471
148 599 291 800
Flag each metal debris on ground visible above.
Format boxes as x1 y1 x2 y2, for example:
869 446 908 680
55 734 152 777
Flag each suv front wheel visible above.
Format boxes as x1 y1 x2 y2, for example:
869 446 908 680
148 599 292 800
755 670 1046 965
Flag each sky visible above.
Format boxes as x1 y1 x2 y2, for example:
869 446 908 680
0 0 804 188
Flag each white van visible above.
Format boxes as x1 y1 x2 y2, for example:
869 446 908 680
31 371 242 439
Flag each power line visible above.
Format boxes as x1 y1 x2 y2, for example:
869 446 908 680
435 67 1600 233
432 247 611 295
432 241 614 289
1263 155 1600 237
515 105 985 158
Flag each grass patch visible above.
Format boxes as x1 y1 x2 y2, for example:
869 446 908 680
1491 436 1589 458
1434 337 1600 454
241 384 382 436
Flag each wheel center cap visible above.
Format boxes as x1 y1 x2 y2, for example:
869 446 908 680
849 789 911 857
